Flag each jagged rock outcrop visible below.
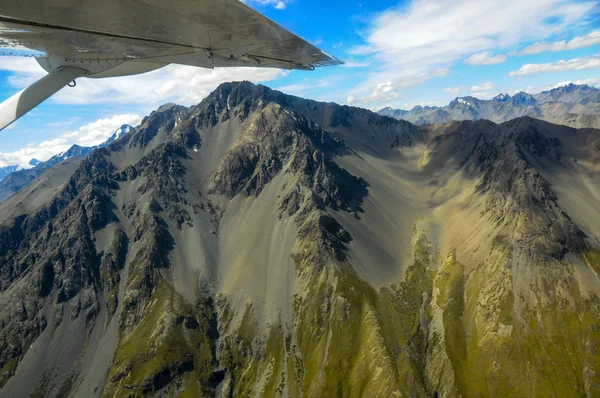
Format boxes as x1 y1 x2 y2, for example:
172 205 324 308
0 81 599 397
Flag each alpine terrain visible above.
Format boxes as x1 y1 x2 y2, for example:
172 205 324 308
379 83 600 128
0 125 134 204
0 166 18 183
0 82 599 397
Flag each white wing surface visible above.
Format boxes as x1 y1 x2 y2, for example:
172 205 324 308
0 0 342 70
0 0 342 129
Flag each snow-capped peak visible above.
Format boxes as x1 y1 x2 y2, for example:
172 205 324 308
102 124 135 147
115 124 133 138
493 93 511 102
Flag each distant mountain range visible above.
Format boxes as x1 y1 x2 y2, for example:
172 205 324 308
0 81 599 397
0 124 134 203
0 166 18 182
378 83 600 128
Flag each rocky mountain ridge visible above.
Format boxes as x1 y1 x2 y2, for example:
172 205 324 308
0 82 599 397
379 83 600 128
0 166 17 182
0 125 134 203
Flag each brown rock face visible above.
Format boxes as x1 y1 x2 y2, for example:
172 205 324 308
0 81 599 397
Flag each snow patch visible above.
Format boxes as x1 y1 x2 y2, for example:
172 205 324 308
283 109 297 121
458 98 471 106
227 94 231 111
115 125 132 138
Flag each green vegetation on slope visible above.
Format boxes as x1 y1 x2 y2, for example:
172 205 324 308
427 244 600 398
103 279 217 397
291 229 436 397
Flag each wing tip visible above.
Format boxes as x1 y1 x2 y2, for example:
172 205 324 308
313 52 345 68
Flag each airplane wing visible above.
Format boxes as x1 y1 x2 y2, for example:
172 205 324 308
0 0 343 129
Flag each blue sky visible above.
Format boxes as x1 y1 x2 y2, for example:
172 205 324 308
1 0 600 166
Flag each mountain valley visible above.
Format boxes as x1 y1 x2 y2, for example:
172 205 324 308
0 82 599 397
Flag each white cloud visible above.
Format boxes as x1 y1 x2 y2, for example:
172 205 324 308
346 95 355 105
444 87 464 96
45 118 82 129
471 82 494 91
241 0 290 10
503 77 600 96
363 81 403 104
0 114 142 168
362 68 450 105
519 29 600 55
342 61 371 68
348 0 596 108
0 57 46 87
444 82 495 97
464 51 507 65
509 54 600 76
554 78 600 88
67 114 143 147
276 78 332 96
0 58 287 107
275 74 351 98
470 91 497 99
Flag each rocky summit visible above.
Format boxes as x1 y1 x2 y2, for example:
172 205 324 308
0 81 600 397
379 83 600 129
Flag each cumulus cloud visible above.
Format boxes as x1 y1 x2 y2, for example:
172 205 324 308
509 54 600 76
519 29 600 55
464 51 507 65
363 81 403 105
0 114 142 168
0 58 287 107
348 0 596 108
362 69 450 105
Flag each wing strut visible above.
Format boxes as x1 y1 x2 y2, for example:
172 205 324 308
0 66 86 131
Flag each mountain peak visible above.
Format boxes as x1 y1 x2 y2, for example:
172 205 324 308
511 92 537 106
102 124 135 147
1 78 600 397
451 97 476 107
536 83 600 105
562 83 589 91
493 93 511 102
378 84 599 126
549 83 595 94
